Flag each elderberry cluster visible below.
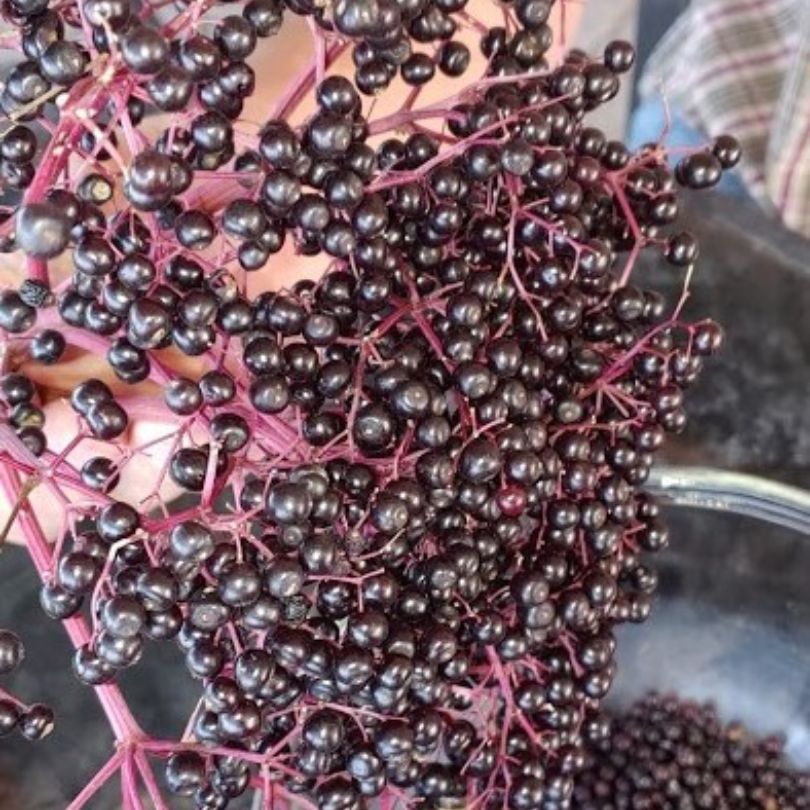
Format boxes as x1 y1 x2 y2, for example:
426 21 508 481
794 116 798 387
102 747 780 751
0 371 49 456
0 0 738 806
0 628 53 742
575 693 810 810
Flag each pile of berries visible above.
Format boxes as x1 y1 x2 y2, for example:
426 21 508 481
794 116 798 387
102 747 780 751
575 694 810 810
0 0 739 806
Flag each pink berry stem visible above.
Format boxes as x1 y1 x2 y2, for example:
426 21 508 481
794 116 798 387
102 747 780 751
64 749 125 810
121 747 145 810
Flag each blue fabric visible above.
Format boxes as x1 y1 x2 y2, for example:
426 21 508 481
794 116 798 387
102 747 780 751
628 98 749 198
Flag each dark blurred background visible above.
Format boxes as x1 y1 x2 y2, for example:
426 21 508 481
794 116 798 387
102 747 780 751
2 1 810 806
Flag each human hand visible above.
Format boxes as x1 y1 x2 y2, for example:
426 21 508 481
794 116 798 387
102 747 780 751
0 0 585 540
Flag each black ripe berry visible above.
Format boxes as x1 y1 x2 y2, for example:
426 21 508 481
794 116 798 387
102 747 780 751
0 631 24 674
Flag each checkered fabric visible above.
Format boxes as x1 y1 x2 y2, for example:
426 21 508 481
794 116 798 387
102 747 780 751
639 0 810 237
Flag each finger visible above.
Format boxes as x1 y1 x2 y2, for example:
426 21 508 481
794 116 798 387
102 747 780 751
0 397 184 544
